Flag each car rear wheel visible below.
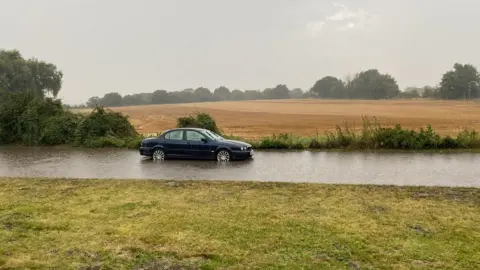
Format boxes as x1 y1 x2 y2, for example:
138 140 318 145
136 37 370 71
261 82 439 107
216 149 231 162
152 149 165 161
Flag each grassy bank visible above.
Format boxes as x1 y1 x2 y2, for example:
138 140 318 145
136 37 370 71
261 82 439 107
0 178 479 269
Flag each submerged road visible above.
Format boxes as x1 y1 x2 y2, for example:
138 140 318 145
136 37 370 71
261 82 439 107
0 146 479 187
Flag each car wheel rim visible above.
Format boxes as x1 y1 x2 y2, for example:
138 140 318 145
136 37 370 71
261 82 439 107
217 150 230 162
153 150 165 160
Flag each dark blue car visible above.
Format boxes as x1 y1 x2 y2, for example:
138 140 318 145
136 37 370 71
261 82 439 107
139 128 254 161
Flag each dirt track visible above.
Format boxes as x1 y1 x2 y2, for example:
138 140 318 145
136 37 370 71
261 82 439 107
74 99 480 138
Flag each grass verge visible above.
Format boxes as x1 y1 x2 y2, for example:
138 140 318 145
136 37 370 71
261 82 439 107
0 178 479 269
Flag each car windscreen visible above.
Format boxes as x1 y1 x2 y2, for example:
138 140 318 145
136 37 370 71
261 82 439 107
204 130 224 140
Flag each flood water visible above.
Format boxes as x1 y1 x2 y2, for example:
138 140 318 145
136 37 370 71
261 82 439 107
0 146 479 187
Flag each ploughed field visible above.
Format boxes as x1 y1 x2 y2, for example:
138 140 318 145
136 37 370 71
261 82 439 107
75 99 480 139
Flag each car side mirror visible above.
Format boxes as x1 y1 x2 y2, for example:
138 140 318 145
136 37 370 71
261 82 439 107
201 138 208 143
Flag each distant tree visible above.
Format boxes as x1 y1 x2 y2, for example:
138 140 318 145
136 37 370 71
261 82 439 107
213 86 231 101
231 89 245 100
194 87 213 102
86 96 101 107
310 76 345 98
262 88 273 99
171 88 195 103
289 88 304 99
422 86 440 99
151 89 170 104
243 90 262 100
273 84 290 99
396 87 421 99
100 92 123 107
264 84 290 99
439 63 480 100
122 95 137 106
350 69 400 99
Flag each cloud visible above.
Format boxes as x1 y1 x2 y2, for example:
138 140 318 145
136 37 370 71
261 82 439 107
306 2 374 36
306 21 326 37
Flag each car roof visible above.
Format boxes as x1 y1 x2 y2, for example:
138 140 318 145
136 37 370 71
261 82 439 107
164 127 209 132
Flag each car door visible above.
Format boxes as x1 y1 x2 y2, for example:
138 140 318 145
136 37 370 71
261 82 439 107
185 130 213 159
163 130 188 157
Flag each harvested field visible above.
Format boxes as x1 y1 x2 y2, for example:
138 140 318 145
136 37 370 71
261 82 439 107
74 99 480 139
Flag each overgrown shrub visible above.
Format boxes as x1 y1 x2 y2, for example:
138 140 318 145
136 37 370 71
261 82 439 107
74 106 138 145
0 91 139 148
83 136 127 148
40 112 82 145
456 129 480 148
245 117 480 150
255 133 307 149
0 92 71 145
176 112 221 134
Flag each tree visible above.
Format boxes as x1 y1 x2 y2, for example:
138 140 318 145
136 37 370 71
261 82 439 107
264 84 290 99
422 86 440 99
396 87 421 99
86 96 101 107
172 88 195 103
0 49 63 97
350 69 400 99
231 89 245 100
122 95 139 106
151 89 169 104
310 76 345 98
213 86 231 101
244 90 263 100
193 87 213 102
439 63 480 100
289 88 304 99
100 92 123 107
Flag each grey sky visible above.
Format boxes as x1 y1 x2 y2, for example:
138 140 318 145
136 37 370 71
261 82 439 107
1 0 479 104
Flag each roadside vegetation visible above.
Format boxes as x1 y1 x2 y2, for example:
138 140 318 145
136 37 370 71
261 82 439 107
0 177 478 269
247 117 480 150
0 49 141 149
175 112 480 151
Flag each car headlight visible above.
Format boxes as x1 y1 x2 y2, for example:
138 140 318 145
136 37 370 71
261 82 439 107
240 146 246 151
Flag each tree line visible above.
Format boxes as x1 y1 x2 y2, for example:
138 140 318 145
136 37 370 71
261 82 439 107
83 64 480 108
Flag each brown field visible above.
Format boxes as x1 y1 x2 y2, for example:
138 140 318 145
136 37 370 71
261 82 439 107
75 99 480 139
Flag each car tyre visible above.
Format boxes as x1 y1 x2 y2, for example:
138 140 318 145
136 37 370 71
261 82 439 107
216 149 231 162
152 148 166 161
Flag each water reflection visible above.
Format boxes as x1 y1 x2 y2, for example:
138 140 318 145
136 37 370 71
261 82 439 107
0 146 479 187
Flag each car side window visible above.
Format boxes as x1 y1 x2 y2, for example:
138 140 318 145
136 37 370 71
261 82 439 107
185 130 206 141
164 130 184 140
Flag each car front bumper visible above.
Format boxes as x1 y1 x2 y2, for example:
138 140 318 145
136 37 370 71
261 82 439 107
139 147 152 156
232 149 254 160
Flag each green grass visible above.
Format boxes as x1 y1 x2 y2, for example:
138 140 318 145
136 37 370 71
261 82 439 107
0 178 479 269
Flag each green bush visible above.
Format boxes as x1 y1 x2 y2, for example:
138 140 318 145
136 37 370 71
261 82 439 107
124 136 144 149
40 112 82 145
0 92 71 145
255 133 307 150
74 106 138 145
83 136 126 148
176 112 221 134
456 129 480 148
0 91 139 148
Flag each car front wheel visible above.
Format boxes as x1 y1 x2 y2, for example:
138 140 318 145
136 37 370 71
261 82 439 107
216 149 231 162
152 149 165 161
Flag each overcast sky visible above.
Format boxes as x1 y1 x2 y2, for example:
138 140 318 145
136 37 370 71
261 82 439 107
1 0 479 104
